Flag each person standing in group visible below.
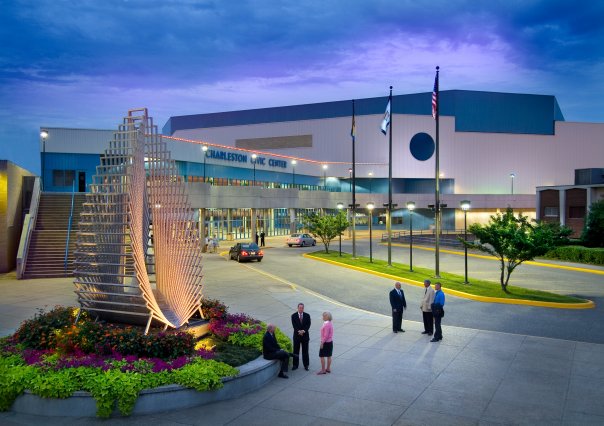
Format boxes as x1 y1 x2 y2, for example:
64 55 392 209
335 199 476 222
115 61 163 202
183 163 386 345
389 282 407 333
420 279 435 336
317 311 333 375
262 324 297 378
255 232 259 245
291 303 311 371
260 230 266 247
431 282 446 342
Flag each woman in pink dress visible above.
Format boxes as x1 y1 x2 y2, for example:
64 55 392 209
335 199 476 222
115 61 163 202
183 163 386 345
317 311 333 374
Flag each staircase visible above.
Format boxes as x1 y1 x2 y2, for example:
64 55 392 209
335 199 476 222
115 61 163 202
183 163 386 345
22 193 87 279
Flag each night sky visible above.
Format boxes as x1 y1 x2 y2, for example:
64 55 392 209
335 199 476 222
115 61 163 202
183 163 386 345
1 0 603 173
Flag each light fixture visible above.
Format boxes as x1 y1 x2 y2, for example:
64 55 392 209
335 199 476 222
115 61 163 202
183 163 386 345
407 202 415 271
202 145 208 182
251 153 258 186
367 202 375 263
460 200 471 284
337 202 344 256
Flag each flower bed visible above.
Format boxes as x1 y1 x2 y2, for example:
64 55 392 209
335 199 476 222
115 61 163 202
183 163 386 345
0 300 291 418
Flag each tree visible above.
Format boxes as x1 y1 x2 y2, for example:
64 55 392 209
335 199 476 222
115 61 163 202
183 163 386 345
581 200 604 247
464 208 565 292
304 211 350 254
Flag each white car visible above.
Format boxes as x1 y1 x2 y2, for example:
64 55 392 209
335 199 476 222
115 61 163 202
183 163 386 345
286 233 316 247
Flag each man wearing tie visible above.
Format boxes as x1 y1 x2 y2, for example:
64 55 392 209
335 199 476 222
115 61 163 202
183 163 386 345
291 303 311 370
389 282 407 333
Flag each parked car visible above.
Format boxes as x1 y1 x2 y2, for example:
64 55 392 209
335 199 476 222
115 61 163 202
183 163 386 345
229 242 263 262
286 233 316 247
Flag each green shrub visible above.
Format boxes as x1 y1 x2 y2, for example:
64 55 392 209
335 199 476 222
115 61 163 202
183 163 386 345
544 245 604 265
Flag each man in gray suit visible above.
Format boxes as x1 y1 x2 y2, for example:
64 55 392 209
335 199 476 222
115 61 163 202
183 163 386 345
420 279 435 336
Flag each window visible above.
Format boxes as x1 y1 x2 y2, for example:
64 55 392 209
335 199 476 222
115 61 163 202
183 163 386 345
544 207 559 217
568 206 586 218
52 170 75 187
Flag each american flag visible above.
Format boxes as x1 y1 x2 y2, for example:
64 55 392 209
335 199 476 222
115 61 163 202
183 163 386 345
432 72 438 120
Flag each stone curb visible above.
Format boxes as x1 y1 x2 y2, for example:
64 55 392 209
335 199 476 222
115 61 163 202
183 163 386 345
10 357 279 417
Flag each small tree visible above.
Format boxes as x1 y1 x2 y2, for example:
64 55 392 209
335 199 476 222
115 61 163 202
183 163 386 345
304 211 350 254
581 200 604 247
464 208 564 292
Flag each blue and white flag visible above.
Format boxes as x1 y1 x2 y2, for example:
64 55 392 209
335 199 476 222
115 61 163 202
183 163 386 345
380 99 391 135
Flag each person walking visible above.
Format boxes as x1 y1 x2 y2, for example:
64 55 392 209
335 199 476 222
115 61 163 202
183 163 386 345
262 324 297 378
389 282 407 333
317 311 333 375
420 279 435 336
260 230 266 246
291 303 311 371
431 282 446 342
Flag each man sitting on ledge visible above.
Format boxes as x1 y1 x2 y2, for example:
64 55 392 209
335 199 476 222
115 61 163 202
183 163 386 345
263 323 297 378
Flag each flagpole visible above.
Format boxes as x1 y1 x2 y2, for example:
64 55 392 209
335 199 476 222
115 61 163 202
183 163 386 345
434 66 441 278
387 86 393 267
351 99 357 258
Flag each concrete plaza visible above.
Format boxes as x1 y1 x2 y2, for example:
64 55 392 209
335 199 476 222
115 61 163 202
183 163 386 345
1 244 603 425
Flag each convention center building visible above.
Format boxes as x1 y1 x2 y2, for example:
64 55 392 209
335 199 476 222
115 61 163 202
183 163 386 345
37 89 604 240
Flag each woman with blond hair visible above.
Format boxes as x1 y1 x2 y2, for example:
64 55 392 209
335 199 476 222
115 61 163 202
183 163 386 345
317 311 333 375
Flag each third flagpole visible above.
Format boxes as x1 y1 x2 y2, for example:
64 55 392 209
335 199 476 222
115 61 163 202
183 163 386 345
387 86 393 266
433 66 441 278
351 99 357 258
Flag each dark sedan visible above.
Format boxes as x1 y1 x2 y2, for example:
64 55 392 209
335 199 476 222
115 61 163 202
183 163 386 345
229 242 264 262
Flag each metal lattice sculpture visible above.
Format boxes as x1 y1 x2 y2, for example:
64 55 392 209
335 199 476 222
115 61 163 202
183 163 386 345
74 108 204 333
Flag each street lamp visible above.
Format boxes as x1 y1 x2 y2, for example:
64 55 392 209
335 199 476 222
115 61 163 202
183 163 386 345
510 173 515 195
323 164 328 190
460 200 471 284
202 145 208 182
367 202 374 263
337 202 344 256
291 159 297 187
407 201 415 272
251 154 257 186
40 130 48 190
368 171 373 193
348 168 352 192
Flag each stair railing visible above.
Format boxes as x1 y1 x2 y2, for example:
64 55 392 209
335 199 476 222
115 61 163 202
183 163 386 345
64 180 76 273
16 177 41 279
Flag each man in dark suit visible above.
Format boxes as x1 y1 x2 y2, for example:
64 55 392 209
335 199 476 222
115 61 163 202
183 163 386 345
389 282 407 333
291 303 311 371
260 230 266 246
263 324 295 378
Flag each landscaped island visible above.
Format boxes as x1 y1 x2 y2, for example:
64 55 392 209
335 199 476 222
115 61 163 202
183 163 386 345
0 300 291 417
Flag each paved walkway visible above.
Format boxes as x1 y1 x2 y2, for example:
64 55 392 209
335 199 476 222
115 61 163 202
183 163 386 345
1 252 603 425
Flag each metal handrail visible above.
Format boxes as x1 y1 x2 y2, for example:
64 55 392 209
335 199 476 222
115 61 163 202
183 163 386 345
16 177 41 279
64 180 76 272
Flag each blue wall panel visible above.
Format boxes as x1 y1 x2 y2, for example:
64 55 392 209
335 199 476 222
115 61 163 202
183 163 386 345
164 90 563 136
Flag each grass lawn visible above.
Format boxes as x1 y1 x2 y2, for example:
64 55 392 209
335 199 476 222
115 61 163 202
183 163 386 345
306 251 587 304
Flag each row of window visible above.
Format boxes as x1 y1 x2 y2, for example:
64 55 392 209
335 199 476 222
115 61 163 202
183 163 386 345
543 206 586 218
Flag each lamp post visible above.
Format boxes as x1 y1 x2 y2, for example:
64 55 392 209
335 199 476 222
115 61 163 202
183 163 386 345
40 130 48 190
202 145 208 182
407 201 415 272
510 173 515 195
337 202 344 256
291 159 297 187
348 168 352 192
323 164 328 190
367 202 374 263
460 200 471 284
368 171 373 193
251 154 257 186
